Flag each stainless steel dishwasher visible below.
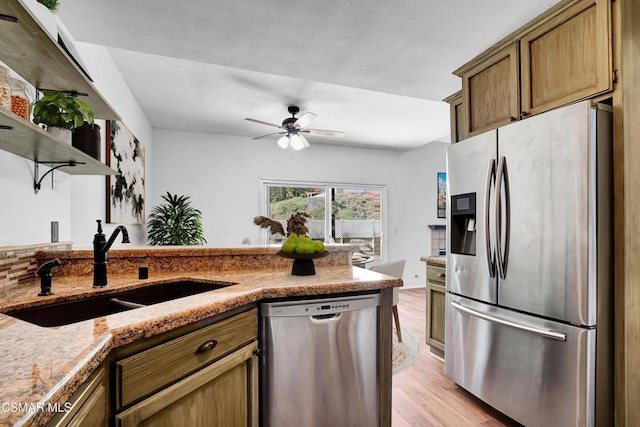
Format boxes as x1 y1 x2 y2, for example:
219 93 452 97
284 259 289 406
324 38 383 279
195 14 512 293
260 293 380 427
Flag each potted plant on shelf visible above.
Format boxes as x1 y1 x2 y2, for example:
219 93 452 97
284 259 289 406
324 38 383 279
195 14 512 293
32 90 95 148
36 0 59 12
147 192 207 246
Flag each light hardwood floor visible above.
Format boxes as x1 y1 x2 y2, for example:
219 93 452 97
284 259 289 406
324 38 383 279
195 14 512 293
391 288 522 427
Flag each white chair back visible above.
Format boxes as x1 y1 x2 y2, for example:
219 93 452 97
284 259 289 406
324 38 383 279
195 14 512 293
369 260 405 279
370 260 405 305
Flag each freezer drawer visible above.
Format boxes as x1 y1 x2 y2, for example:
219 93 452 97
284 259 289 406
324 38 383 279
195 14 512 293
261 295 379 427
444 294 604 427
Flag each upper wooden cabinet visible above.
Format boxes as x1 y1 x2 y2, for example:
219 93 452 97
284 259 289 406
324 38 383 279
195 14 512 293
442 91 465 143
446 0 612 142
461 43 520 137
520 0 612 117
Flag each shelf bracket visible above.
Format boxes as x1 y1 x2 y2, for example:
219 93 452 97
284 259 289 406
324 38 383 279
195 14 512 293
33 161 84 194
35 88 89 98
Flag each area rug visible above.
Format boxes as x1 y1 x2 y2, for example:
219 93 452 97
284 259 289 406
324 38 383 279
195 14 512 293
392 325 421 375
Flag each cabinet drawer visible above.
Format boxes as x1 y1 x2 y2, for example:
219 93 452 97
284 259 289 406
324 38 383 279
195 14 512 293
116 308 258 408
427 265 446 285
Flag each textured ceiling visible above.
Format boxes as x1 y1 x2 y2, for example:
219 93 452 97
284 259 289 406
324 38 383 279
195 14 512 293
57 0 560 150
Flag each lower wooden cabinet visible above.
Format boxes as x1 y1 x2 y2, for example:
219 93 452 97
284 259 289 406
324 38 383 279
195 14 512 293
115 309 258 409
114 308 259 427
115 341 258 427
47 367 107 427
46 308 259 427
426 263 446 358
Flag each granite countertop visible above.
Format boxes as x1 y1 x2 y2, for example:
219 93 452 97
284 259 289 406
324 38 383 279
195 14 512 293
420 255 446 267
0 246 401 427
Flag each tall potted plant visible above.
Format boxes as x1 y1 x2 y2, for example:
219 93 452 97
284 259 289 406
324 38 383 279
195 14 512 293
32 90 95 146
147 192 207 245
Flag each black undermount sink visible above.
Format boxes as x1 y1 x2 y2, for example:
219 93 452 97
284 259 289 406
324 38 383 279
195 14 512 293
6 281 230 327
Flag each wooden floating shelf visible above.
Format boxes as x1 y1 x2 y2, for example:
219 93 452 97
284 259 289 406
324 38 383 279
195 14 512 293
0 0 120 120
0 108 116 175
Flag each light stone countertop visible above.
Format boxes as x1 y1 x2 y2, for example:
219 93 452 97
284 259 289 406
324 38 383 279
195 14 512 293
420 256 446 267
0 246 401 426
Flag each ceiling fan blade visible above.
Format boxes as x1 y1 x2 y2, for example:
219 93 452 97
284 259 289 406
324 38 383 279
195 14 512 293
245 118 283 129
252 132 286 140
303 129 345 138
293 112 316 129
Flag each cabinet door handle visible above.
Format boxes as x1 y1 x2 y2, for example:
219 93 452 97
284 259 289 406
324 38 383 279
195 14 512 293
520 111 528 119
437 273 446 278
195 339 218 354
509 116 517 122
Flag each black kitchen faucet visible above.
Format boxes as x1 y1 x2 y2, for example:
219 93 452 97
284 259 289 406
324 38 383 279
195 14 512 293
93 220 130 288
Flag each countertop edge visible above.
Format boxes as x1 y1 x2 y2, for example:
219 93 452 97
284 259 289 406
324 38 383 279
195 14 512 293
420 256 446 267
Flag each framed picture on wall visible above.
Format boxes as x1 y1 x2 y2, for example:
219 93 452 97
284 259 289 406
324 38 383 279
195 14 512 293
437 172 446 218
106 120 146 224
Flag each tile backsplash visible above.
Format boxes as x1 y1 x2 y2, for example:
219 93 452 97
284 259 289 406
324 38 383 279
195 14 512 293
0 242 72 288
430 227 446 256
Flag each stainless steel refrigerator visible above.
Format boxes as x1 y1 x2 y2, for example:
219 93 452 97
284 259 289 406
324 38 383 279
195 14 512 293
445 100 613 427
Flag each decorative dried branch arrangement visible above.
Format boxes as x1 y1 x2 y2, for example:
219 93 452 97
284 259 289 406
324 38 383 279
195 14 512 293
253 216 285 237
286 212 311 236
253 211 311 237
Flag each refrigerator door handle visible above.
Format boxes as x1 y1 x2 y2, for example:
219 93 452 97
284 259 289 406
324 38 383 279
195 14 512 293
451 300 567 341
485 159 497 278
495 156 511 279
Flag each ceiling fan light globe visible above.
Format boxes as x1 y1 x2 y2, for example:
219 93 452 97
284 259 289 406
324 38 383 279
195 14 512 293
290 134 304 150
277 135 289 149
299 134 310 149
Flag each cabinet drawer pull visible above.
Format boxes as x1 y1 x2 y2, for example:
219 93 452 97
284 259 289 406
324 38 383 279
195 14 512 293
195 339 218 354
437 273 446 278
509 116 517 122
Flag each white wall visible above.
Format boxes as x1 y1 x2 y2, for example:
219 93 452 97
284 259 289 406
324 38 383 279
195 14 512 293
151 130 447 287
0 150 72 245
69 43 153 248
387 142 447 287
0 43 152 248
150 130 401 246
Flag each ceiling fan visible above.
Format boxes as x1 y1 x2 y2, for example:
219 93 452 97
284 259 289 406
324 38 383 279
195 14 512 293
245 105 345 150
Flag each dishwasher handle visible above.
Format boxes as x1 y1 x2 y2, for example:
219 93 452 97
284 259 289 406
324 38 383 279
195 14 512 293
310 313 342 322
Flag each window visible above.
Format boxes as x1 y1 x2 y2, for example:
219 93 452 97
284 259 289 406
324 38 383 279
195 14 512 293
260 180 386 261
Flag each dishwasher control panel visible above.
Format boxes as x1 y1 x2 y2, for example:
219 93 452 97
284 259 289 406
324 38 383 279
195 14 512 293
261 294 380 317
305 302 351 312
